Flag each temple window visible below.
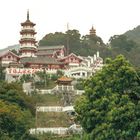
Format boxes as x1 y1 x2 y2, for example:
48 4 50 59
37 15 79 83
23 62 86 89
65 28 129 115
8 55 11 59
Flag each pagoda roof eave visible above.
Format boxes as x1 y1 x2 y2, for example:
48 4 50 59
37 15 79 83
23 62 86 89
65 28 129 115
21 20 36 26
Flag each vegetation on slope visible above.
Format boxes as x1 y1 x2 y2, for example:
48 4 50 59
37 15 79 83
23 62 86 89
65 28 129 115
75 55 140 139
0 81 37 140
124 25 140 45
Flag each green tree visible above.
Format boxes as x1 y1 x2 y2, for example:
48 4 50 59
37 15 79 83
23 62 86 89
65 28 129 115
39 32 66 46
0 65 5 81
0 82 35 114
0 100 35 139
20 74 34 83
35 71 50 88
0 81 37 139
65 29 81 53
39 29 82 54
75 55 140 139
109 35 138 51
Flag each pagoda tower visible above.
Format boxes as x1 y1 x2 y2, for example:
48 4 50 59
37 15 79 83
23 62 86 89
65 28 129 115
89 26 96 36
19 10 37 58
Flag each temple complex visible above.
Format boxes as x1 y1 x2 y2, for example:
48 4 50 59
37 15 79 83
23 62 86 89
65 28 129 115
0 10 103 82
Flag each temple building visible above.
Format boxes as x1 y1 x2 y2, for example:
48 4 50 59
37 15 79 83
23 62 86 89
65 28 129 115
19 10 37 58
89 26 96 36
18 11 65 69
58 53 83 67
2 11 103 82
57 76 72 86
0 51 20 67
36 45 65 58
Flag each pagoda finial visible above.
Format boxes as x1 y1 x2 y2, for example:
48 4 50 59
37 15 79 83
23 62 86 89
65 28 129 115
27 9 29 20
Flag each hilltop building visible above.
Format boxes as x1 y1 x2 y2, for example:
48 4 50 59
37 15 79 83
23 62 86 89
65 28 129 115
36 45 65 58
0 11 103 82
89 26 96 36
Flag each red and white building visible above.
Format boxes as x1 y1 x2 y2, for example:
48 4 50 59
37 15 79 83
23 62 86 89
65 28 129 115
37 45 65 58
0 51 20 67
58 53 83 67
2 11 103 82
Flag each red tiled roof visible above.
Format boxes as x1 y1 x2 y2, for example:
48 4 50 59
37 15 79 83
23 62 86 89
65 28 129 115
57 76 72 82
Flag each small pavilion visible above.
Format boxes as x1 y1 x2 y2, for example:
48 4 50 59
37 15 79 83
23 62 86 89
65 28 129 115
57 76 72 86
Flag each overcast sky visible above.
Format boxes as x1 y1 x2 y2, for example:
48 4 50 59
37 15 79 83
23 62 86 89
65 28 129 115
0 0 140 49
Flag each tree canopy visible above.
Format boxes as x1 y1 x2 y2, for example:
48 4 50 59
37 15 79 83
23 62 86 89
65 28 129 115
0 82 36 139
109 35 138 51
75 55 140 139
39 29 105 55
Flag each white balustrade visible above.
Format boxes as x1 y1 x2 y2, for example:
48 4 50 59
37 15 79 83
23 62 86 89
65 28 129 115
30 127 68 135
36 106 74 112
29 125 82 135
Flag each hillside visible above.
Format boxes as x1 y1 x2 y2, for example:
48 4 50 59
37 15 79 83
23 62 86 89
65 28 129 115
38 29 140 67
124 25 140 45
0 44 20 53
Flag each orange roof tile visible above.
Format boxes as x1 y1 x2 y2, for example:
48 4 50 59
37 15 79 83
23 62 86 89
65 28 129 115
57 76 72 82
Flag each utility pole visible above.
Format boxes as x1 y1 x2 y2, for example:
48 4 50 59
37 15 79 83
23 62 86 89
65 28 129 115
66 22 69 55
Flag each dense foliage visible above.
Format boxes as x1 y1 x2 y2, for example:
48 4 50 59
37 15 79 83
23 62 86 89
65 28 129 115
109 35 138 51
0 82 36 140
108 35 140 66
0 65 5 81
125 25 140 45
75 55 140 139
39 29 105 56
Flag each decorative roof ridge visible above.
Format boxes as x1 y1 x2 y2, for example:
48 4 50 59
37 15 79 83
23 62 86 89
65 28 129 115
58 53 83 61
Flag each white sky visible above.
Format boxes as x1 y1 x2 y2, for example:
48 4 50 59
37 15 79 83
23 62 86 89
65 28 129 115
0 0 140 49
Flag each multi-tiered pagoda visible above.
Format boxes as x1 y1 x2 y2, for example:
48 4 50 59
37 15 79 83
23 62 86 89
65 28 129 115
19 10 37 58
89 26 96 36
